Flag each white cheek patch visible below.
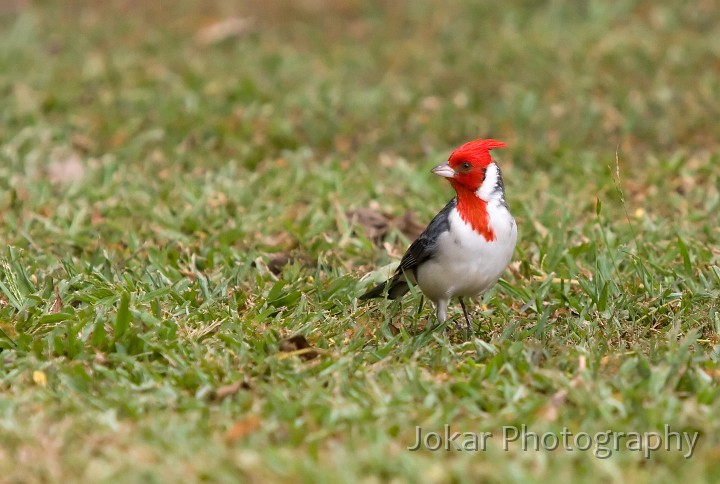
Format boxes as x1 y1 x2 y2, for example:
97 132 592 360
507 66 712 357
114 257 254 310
476 163 500 200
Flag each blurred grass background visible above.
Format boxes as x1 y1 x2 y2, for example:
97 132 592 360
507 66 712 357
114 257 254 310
1 0 719 482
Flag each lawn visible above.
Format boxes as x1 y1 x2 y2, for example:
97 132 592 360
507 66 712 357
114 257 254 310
1 0 720 482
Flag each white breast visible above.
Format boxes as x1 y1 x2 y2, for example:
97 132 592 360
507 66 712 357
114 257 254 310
415 202 517 303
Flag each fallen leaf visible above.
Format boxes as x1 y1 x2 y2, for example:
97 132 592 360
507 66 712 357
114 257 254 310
196 17 253 45
50 287 62 314
278 334 319 361
346 208 391 241
394 211 425 240
347 208 428 244
267 252 291 275
415 319 431 332
261 231 296 250
213 380 251 401
388 321 401 336
71 133 96 153
225 415 261 444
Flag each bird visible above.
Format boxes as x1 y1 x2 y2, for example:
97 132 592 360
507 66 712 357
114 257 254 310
359 138 517 330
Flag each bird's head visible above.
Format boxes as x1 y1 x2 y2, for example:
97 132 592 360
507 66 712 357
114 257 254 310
431 139 507 200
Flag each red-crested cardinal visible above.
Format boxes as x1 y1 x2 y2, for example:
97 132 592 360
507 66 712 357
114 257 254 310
360 139 517 329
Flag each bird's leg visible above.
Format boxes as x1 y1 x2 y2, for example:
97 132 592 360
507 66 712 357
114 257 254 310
459 298 473 332
435 299 448 326
416 295 424 316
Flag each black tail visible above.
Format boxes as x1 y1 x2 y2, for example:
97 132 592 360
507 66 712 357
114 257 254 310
359 274 410 300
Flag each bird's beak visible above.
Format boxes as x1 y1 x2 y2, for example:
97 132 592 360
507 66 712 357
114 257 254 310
431 162 455 178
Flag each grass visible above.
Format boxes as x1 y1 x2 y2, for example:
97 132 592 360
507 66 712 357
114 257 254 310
1 0 720 481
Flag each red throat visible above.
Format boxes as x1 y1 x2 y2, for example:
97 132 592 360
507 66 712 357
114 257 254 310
451 182 496 241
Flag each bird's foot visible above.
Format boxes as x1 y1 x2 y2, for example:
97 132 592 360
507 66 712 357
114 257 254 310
452 319 469 333
458 298 476 334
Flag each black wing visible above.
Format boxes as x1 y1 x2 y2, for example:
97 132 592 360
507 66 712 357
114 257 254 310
359 198 455 300
395 198 455 276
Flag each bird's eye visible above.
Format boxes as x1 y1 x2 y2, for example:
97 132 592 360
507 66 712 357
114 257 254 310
461 162 471 171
